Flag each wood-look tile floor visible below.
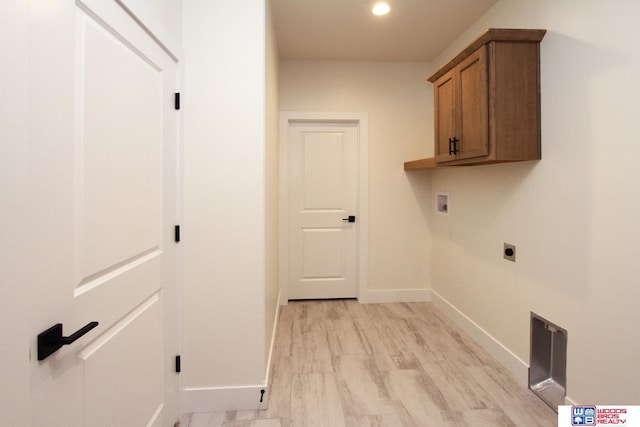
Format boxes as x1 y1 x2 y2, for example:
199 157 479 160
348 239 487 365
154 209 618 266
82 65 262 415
181 300 557 427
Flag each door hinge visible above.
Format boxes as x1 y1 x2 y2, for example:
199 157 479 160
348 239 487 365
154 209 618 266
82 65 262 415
175 355 181 373
174 92 181 110
174 225 180 243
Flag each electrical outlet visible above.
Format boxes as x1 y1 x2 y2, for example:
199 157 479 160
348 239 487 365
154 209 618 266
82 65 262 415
504 243 516 262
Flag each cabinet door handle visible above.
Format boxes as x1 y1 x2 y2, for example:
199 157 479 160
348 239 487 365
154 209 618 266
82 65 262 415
449 137 459 155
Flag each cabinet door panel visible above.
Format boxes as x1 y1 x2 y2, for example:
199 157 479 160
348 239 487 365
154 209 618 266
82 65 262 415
457 46 489 160
433 72 456 162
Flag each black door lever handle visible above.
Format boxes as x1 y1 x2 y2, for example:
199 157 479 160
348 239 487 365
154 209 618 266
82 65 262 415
37 321 99 361
342 216 356 223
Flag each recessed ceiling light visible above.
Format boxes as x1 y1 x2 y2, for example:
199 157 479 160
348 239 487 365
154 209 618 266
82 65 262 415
372 2 391 16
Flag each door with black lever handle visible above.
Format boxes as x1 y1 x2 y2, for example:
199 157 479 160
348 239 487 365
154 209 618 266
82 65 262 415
37 321 99 361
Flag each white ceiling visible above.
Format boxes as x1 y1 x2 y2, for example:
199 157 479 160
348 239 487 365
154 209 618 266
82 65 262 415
270 0 498 62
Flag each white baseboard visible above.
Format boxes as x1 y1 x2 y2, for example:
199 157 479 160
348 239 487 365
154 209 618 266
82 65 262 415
430 290 530 387
181 292 281 413
363 288 431 304
182 385 269 413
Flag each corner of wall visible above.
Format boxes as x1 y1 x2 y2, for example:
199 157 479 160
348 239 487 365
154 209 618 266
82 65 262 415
182 291 281 413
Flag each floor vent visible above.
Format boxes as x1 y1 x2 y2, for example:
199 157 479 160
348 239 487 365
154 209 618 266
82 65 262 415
529 312 567 411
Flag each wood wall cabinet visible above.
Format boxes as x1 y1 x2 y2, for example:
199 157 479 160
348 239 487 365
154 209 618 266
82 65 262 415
428 29 546 166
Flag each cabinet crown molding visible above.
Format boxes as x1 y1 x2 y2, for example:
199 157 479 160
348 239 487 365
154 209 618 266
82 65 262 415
428 28 546 83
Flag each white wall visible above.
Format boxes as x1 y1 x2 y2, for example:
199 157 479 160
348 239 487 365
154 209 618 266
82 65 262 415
264 0 280 370
429 0 640 404
279 61 433 296
182 0 267 394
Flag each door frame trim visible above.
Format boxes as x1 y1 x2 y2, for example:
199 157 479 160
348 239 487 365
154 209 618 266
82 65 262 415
279 111 369 304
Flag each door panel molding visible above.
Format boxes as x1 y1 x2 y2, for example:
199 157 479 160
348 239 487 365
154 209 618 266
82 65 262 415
80 0 181 62
279 112 369 303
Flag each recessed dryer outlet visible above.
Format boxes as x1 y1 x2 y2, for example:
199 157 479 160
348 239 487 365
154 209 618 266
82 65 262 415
529 313 567 411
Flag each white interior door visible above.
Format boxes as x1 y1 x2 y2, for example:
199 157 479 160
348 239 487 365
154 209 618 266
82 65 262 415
29 1 179 425
288 122 358 300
